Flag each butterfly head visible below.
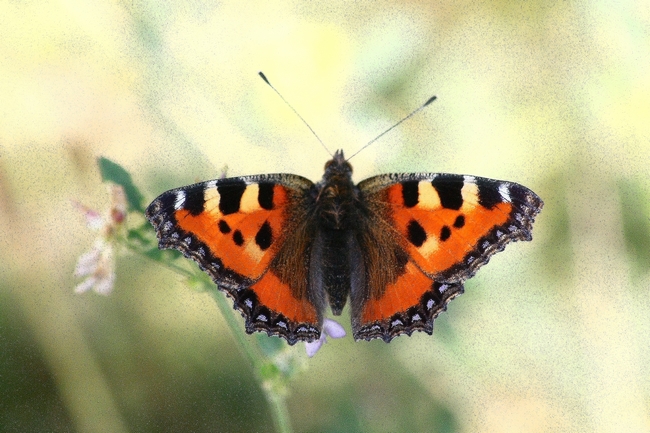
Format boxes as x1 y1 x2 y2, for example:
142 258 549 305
323 149 353 178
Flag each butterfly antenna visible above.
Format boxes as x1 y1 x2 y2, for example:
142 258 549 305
258 72 333 157
347 95 437 161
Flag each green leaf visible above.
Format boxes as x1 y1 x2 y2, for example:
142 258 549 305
258 362 281 381
97 157 145 212
126 228 149 243
143 248 182 262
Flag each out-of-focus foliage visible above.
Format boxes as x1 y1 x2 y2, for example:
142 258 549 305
1 1 649 432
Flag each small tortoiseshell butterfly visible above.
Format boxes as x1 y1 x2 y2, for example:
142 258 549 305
146 148 543 344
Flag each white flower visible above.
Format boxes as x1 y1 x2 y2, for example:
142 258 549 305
73 185 126 295
305 318 346 357
74 240 115 295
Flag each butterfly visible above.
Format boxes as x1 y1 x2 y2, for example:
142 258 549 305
146 149 543 345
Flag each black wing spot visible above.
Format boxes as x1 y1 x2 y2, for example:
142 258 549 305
478 181 503 209
440 225 451 241
258 183 274 210
233 230 244 246
218 220 231 233
183 185 205 216
453 215 465 228
407 220 427 247
432 176 464 210
402 181 419 208
255 221 273 251
218 181 247 215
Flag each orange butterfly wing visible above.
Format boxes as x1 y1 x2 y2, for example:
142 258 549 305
352 174 543 341
146 175 322 344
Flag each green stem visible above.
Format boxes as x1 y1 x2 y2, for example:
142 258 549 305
207 289 263 369
207 289 293 433
266 389 293 433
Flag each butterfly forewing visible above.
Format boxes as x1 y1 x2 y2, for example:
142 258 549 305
359 173 542 280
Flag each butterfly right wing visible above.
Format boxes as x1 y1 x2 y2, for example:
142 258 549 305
351 173 542 342
146 174 324 344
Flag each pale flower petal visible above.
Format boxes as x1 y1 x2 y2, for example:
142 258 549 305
93 271 115 295
73 241 115 295
305 339 323 358
75 276 97 294
74 246 101 277
304 318 346 357
322 318 346 339
73 185 125 295
72 201 105 230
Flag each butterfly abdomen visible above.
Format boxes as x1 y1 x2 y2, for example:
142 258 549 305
313 228 354 314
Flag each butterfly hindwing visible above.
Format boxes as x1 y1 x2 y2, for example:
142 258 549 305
146 174 323 344
351 173 543 341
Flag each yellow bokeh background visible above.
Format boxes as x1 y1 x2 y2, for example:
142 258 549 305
2 1 649 432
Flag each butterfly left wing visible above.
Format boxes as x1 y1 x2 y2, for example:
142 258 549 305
351 173 543 342
146 174 324 344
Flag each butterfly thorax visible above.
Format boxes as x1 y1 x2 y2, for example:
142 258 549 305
314 150 359 230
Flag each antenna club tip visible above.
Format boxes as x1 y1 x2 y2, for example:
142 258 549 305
424 95 437 106
258 71 269 84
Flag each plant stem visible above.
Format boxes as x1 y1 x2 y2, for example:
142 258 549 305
266 389 293 433
207 289 294 433
208 289 262 369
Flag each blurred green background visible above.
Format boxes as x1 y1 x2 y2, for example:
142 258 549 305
2 1 650 432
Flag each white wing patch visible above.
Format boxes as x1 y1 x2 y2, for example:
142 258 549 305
499 184 511 202
174 191 186 210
